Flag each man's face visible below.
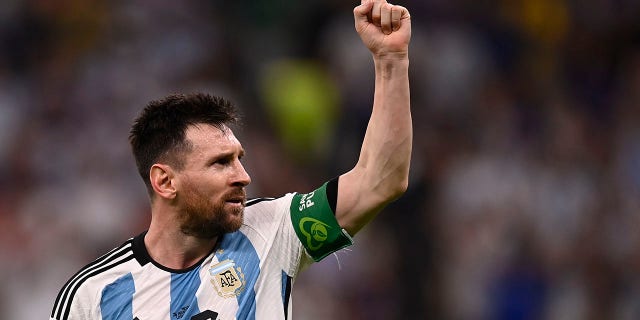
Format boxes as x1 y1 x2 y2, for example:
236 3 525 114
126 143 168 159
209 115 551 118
174 124 251 239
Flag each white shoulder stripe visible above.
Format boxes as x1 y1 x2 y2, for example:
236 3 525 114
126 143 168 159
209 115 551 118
51 240 135 320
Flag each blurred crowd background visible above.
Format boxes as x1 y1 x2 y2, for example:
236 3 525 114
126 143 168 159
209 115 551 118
1 0 640 319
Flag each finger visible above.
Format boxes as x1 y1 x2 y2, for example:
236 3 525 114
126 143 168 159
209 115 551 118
355 0 373 23
354 0 375 29
391 5 402 31
398 5 411 20
363 0 373 23
371 0 383 27
380 3 393 35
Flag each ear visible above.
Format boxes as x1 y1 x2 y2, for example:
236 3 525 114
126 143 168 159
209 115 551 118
150 164 177 200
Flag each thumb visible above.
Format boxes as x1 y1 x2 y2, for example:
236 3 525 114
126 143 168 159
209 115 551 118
353 0 374 27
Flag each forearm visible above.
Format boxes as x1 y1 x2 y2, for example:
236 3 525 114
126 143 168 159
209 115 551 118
336 56 411 234
358 55 412 198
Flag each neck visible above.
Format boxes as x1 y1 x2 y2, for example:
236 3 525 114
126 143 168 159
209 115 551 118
145 216 218 270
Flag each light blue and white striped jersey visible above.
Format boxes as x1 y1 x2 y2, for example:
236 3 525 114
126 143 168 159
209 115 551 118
50 191 341 320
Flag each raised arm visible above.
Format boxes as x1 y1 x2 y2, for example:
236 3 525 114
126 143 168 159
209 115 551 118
336 0 412 235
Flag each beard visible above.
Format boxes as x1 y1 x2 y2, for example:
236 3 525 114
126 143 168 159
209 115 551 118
177 187 246 239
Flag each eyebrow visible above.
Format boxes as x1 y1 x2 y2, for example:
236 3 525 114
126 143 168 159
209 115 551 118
210 147 245 162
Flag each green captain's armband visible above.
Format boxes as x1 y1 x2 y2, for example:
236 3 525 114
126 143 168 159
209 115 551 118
290 182 353 262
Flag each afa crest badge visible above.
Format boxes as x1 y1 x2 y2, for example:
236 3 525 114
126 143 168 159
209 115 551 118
209 259 245 298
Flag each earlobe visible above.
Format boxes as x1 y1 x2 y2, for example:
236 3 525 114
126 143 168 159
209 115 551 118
150 164 176 199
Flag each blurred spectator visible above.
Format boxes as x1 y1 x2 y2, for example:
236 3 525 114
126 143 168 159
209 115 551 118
2 0 640 319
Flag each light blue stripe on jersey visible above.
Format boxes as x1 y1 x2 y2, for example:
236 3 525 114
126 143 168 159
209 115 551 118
217 231 261 320
100 273 135 320
170 267 202 320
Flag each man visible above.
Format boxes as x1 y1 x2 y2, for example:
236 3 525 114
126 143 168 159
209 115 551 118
50 0 411 319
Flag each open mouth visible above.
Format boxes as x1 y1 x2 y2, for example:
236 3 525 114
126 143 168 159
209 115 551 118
226 198 244 205
224 189 246 207
225 195 246 206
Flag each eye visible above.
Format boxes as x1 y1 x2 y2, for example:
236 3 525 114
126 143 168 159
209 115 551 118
212 157 231 166
209 151 244 167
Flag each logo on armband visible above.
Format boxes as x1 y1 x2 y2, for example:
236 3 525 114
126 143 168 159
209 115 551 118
299 217 330 250
209 259 245 298
291 184 353 261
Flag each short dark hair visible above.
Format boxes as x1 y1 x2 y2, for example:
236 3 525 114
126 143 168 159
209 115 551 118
129 93 239 194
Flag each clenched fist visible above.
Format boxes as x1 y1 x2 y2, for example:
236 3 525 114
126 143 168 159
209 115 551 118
354 0 411 59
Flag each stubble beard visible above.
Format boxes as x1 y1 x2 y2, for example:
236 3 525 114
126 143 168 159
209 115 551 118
178 189 245 239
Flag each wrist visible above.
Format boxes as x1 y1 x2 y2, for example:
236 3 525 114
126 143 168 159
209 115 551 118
374 56 409 79
374 54 409 74
372 51 409 62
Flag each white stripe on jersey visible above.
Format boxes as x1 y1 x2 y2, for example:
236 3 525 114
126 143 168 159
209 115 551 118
51 240 135 320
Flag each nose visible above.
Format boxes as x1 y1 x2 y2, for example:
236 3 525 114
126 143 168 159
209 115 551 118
231 160 252 187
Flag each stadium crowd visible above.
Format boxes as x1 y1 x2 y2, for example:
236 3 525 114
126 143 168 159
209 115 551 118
1 0 640 319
